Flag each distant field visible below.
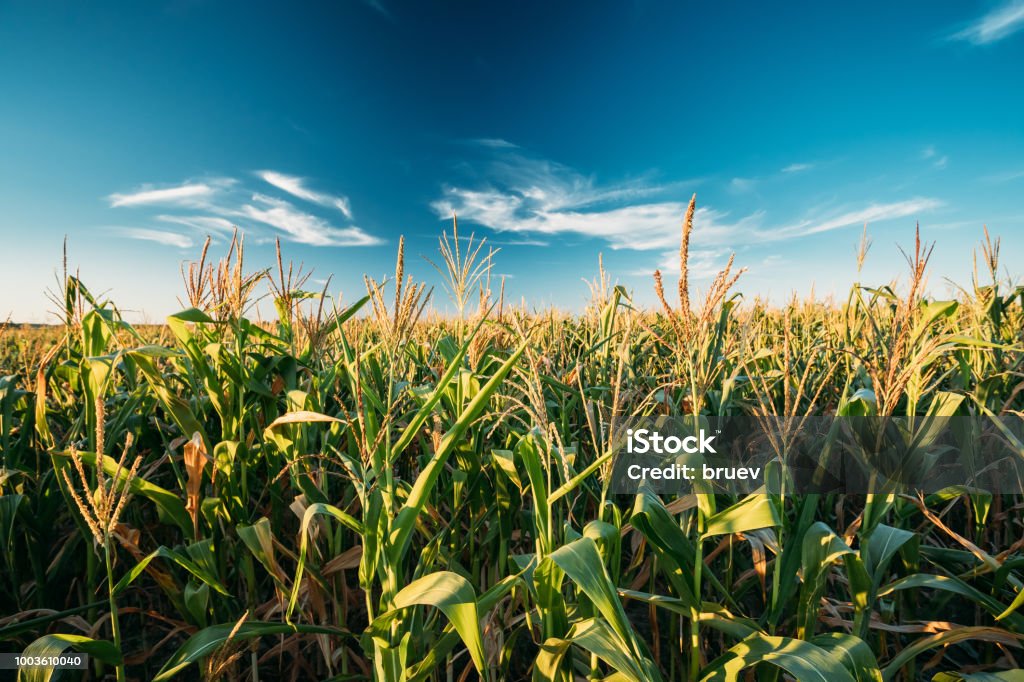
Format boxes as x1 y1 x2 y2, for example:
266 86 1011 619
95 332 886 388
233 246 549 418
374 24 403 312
2 217 1024 681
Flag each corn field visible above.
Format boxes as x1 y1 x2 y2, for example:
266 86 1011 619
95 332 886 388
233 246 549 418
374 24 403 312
2 205 1024 681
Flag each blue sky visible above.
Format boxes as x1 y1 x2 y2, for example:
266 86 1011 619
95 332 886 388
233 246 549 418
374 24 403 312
2 1 1023 322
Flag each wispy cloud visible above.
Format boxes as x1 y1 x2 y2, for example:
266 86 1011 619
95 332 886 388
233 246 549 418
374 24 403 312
434 187 705 250
756 198 942 241
921 145 949 169
648 247 734 278
981 168 1024 183
928 220 977 231
470 138 518 149
633 200 940 279
240 194 381 246
359 0 393 19
117 228 194 248
500 238 549 246
781 163 813 173
449 232 549 247
434 150 936 255
950 0 1024 44
729 177 757 193
257 170 353 218
109 172 381 248
157 214 237 236
434 148 942 284
432 151 706 250
108 182 216 208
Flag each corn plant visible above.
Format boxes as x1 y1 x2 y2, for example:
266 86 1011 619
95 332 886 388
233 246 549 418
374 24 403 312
1 203 1023 681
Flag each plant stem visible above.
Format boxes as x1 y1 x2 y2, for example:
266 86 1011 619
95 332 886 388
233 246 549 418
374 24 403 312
690 511 704 682
104 538 126 682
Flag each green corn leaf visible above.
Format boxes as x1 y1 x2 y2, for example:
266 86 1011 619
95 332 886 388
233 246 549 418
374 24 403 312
702 492 780 539
389 314 494 461
0 602 105 640
129 350 209 452
547 538 632 643
998 586 1024 621
237 517 288 590
811 632 882 682
153 622 346 681
630 490 736 609
701 634 858 682
535 618 654 682
879 574 1024 630
629 490 697 607
390 571 487 673
366 572 489 675
544 538 663 682
617 590 758 639
17 634 121 682
882 627 1023 680
286 502 362 622
798 522 854 639
405 571 525 682
113 545 229 596
865 523 914 581
387 341 527 565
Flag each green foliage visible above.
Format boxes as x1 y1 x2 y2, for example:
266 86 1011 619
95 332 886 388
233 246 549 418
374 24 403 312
2 229 1024 680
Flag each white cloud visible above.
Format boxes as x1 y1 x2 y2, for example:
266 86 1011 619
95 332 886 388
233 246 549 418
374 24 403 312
501 238 550 246
633 199 937 282
471 138 518 149
109 183 215 208
928 220 977 231
921 146 948 169
982 168 1024 183
452 233 550 247
434 152 940 262
157 214 237 235
360 0 393 19
432 153 709 250
240 194 381 247
647 247 734 278
526 202 691 250
434 148 942 291
257 170 353 218
109 172 380 248
951 0 1024 44
729 177 756 193
781 163 813 173
639 200 940 279
436 185 764 252
117 228 193 248
756 198 942 241
435 188 695 250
